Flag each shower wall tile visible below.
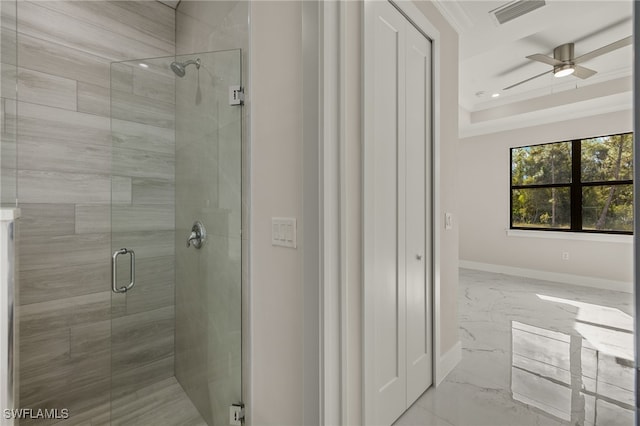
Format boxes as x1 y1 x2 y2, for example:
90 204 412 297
19 232 110 271
112 230 175 259
18 33 110 87
17 67 77 110
176 1 248 55
112 175 133 204
18 1 173 61
19 328 70 375
112 204 174 232
18 101 111 147
112 118 175 155
75 204 110 234
18 170 110 204
132 67 175 104
112 147 175 180
111 294 127 319
38 1 175 50
20 362 110 426
132 178 175 205
111 306 175 371
20 261 109 305
77 81 110 116
16 1 176 421
111 89 175 128
18 203 75 237
19 137 111 175
20 291 111 335
123 256 175 315
70 319 111 360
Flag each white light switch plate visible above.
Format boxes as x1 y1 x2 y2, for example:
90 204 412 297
445 213 453 230
272 217 297 248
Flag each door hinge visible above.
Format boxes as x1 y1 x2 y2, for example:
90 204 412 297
229 403 245 425
229 86 244 106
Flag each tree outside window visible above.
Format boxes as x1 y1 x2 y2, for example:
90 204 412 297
510 133 633 234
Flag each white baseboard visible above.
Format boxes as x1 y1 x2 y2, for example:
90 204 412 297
435 340 461 386
459 260 633 294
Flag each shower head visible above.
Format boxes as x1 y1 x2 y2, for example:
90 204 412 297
170 58 201 77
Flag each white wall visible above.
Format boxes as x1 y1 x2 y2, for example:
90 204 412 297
412 0 460 359
250 2 304 425
459 110 633 288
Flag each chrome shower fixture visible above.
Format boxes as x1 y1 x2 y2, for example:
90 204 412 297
170 57 201 77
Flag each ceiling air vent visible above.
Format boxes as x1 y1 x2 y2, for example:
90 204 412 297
490 0 546 25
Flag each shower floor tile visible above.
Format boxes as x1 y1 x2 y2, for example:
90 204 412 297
110 376 207 426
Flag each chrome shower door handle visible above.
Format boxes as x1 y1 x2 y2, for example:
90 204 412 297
112 248 135 293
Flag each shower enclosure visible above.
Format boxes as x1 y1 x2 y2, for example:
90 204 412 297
110 49 242 425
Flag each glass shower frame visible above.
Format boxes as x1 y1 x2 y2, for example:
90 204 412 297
110 48 243 425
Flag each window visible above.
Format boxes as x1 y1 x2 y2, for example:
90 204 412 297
510 133 633 234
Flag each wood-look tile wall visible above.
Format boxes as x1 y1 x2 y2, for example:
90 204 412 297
16 1 175 423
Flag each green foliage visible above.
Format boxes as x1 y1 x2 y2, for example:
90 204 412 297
511 142 572 228
581 134 633 182
511 142 571 186
512 187 570 228
511 134 633 232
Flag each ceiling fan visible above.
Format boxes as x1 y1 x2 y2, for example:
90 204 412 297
503 35 633 90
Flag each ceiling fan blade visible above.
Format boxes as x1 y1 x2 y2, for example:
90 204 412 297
503 70 553 90
572 65 597 79
526 53 563 67
574 35 632 64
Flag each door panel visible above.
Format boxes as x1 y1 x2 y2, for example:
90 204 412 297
405 23 432 406
371 1 407 423
365 1 433 424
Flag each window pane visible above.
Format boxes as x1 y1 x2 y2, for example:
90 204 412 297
581 134 633 182
582 185 633 232
512 187 571 229
512 142 572 186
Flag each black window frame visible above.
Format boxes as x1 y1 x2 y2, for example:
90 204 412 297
510 132 633 235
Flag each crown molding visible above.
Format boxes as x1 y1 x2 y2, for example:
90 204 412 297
430 0 473 35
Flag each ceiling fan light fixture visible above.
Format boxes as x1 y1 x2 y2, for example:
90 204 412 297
554 64 575 78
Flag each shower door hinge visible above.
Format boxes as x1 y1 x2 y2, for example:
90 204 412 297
229 403 245 425
229 86 244 106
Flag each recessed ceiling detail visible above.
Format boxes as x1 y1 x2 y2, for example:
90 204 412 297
446 0 633 136
490 0 546 25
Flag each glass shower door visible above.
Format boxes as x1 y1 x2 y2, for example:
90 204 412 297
110 49 242 425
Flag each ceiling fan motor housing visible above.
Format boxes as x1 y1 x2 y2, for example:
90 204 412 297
553 43 574 63
553 43 575 75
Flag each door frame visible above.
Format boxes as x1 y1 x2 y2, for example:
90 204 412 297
361 0 441 423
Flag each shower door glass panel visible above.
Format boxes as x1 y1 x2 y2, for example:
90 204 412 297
110 49 242 426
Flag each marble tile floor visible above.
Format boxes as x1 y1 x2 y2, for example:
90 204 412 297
396 268 635 426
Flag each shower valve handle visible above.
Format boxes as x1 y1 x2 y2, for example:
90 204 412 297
187 221 206 249
187 231 198 247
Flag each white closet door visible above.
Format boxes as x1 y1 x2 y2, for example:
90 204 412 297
404 22 432 406
370 1 407 424
365 1 432 424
